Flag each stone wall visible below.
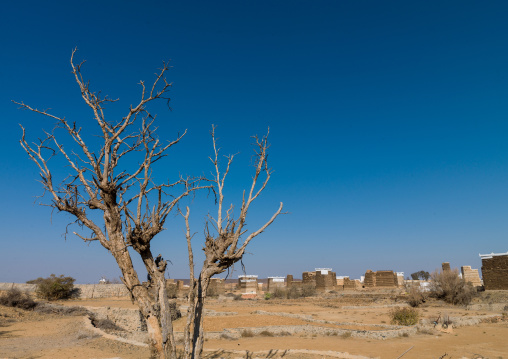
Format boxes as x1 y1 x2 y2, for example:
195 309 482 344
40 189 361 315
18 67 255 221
481 254 508 290
442 262 451 272
0 283 130 299
461 266 482 287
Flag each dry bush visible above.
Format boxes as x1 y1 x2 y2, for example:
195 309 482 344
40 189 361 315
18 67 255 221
28 274 75 301
89 314 125 332
206 285 221 298
406 285 426 307
34 303 89 316
286 286 300 299
241 329 254 337
390 307 419 326
269 285 316 299
429 269 477 305
341 331 352 339
220 333 235 340
0 288 37 310
166 284 178 299
259 330 274 337
271 287 287 299
169 301 181 321
301 284 316 297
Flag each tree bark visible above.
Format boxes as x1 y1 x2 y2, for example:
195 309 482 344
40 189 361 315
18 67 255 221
191 276 210 358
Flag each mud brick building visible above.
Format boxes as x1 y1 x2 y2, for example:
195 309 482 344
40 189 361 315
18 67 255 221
302 271 316 286
301 269 336 291
238 275 258 293
207 278 225 295
480 252 508 290
337 276 358 290
286 274 302 287
315 268 337 291
461 266 482 287
267 277 285 291
364 270 376 287
442 262 451 272
364 270 399 288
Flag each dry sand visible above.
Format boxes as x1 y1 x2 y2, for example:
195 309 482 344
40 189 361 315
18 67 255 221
1 293 507 359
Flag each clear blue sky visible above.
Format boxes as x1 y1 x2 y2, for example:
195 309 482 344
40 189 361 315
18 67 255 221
1 1 507 283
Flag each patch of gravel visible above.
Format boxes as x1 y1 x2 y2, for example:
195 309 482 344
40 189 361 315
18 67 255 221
209 324 417 341
419 314 504 328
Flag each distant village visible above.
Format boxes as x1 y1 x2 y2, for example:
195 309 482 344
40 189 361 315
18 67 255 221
166 250 508 298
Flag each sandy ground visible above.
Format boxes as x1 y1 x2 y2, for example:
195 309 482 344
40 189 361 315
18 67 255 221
1 293 507 359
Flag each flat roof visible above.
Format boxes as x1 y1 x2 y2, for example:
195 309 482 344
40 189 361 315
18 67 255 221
479 251 508 259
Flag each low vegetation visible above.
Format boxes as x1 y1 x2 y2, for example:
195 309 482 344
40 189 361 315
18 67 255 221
389 307 420 326
241 329 255 337
89 314 125 332
259 330 274 337
0 288 37 310
166 284 178 299
27 274 76 301
429 269 477 305
406 285 427 307
266 284 316 300
169 301 182 321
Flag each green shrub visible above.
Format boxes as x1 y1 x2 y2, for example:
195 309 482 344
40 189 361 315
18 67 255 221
429 269 477 305
27 274 75 301
264 292 272 300
390 307 419 326
0 288 37 310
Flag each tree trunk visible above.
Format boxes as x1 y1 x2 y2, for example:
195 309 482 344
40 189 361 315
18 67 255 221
190 276 210 358
106 215 176 358
183 278 196 359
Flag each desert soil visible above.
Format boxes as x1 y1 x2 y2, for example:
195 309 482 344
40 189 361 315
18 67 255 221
1 293 507 359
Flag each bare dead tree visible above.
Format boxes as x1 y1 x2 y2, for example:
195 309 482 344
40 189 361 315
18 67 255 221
180 126 283 359
16 49 208 359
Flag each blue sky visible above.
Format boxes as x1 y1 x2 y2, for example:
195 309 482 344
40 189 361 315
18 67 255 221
1 1 507 283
